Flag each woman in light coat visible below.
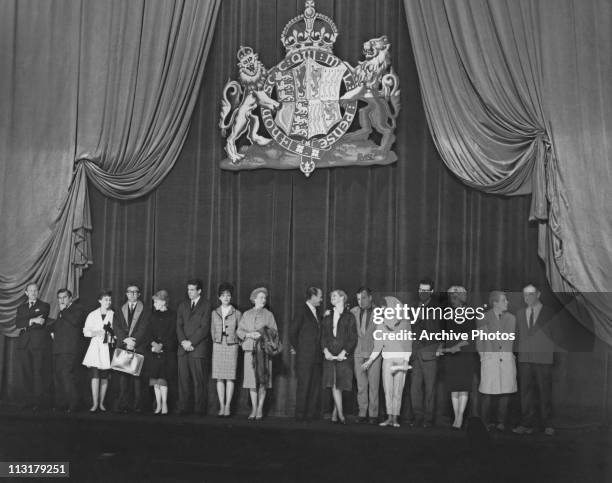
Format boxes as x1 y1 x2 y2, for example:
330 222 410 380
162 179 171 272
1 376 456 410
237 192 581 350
476 291 517 431
82 289 115 412
237 287 277 420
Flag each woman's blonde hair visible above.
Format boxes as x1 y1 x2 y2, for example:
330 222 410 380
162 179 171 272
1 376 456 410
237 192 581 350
331 289 347 304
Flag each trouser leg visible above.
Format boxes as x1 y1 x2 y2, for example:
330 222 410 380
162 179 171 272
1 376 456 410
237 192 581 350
354 356 369 417
367 357 382 418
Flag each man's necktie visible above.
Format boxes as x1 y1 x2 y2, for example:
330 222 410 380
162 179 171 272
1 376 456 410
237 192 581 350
528 309 534 329
191 301 195 311
360 309 367 336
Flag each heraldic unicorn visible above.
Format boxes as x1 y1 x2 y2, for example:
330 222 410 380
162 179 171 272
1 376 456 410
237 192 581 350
219 1 400 177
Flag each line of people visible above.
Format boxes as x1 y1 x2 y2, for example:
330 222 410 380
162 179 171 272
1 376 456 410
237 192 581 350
13 278 556 436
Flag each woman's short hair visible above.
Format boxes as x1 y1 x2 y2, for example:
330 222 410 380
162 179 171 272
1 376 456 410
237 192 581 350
448 285 468 303
488 290 505 307
152 290 169 304
218 282 234 297
97 288 112 300
249 287 268 303
331 289 347 304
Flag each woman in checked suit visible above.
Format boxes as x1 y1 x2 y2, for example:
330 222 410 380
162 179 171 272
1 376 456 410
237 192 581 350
211 283 241 417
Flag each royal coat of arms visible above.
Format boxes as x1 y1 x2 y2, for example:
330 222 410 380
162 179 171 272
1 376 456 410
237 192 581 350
219 1 400 177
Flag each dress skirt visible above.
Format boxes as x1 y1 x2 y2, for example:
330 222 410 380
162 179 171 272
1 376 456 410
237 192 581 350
322 357 354 392
242 351 272 389
212 336 238 380
145 350 177 384
444 351 475 392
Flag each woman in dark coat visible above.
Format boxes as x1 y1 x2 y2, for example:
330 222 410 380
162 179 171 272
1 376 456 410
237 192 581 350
321 289 357 424
146 290 177 415
441 286 476 429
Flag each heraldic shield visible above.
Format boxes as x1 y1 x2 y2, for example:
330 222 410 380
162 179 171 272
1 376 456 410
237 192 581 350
218 0 401 177
274 58 345 139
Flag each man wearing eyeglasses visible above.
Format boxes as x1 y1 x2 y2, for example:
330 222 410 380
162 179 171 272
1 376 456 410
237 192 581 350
113 284 150 413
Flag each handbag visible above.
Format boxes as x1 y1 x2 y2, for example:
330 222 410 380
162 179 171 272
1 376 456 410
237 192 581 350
110 347 144 376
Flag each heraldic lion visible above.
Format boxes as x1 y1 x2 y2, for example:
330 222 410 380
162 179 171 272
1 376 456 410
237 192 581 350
341 35 400 151
219 46 280 163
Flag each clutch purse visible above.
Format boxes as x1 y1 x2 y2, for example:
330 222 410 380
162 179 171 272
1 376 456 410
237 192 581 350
110 347 144 376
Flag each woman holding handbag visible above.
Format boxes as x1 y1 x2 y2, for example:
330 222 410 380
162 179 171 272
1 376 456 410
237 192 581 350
82 289 115 412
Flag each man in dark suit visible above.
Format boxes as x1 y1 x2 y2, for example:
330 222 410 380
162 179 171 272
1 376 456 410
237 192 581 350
15 283 51 410
113 284 150 413
290 286 323 422
176 278 211 415
410 278 441 428
513 283 556 436
48 288 86 412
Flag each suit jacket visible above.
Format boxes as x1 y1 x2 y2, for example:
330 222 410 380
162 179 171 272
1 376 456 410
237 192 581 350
290 303 322 366
176 297 211 358
211 305 241 344
351 305 377 357
15 298 51 350
516 304 555 364
48 301 87 355
113 300 151 353
411 300 441 361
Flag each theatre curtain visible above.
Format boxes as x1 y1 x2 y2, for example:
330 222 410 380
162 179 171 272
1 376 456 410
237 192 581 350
75 0 557 416
404 0 612 345
0 0 220 332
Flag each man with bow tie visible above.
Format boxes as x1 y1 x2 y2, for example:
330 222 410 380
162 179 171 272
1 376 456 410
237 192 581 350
48 288 86 412
113 284 151 413
15 283 51 410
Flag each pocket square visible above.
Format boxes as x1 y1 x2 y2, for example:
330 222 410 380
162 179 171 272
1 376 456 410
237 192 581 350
35 308 40 312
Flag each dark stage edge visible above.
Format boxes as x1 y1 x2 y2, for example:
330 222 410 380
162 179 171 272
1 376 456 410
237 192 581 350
0 408 610 483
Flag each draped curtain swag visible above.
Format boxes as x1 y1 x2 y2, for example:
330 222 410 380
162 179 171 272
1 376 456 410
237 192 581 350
0 0 220 332
404 0 612 344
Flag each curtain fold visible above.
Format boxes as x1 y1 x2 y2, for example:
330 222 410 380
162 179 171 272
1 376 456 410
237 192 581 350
404 0 612 344
0 0 220 332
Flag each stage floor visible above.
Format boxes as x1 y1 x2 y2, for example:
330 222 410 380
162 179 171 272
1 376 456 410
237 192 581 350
0 408 610 482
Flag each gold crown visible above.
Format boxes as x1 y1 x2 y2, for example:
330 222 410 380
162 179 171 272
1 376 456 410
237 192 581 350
281 1 338 54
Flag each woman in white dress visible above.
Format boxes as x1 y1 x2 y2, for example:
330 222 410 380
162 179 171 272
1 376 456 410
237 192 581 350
82 289 115 412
